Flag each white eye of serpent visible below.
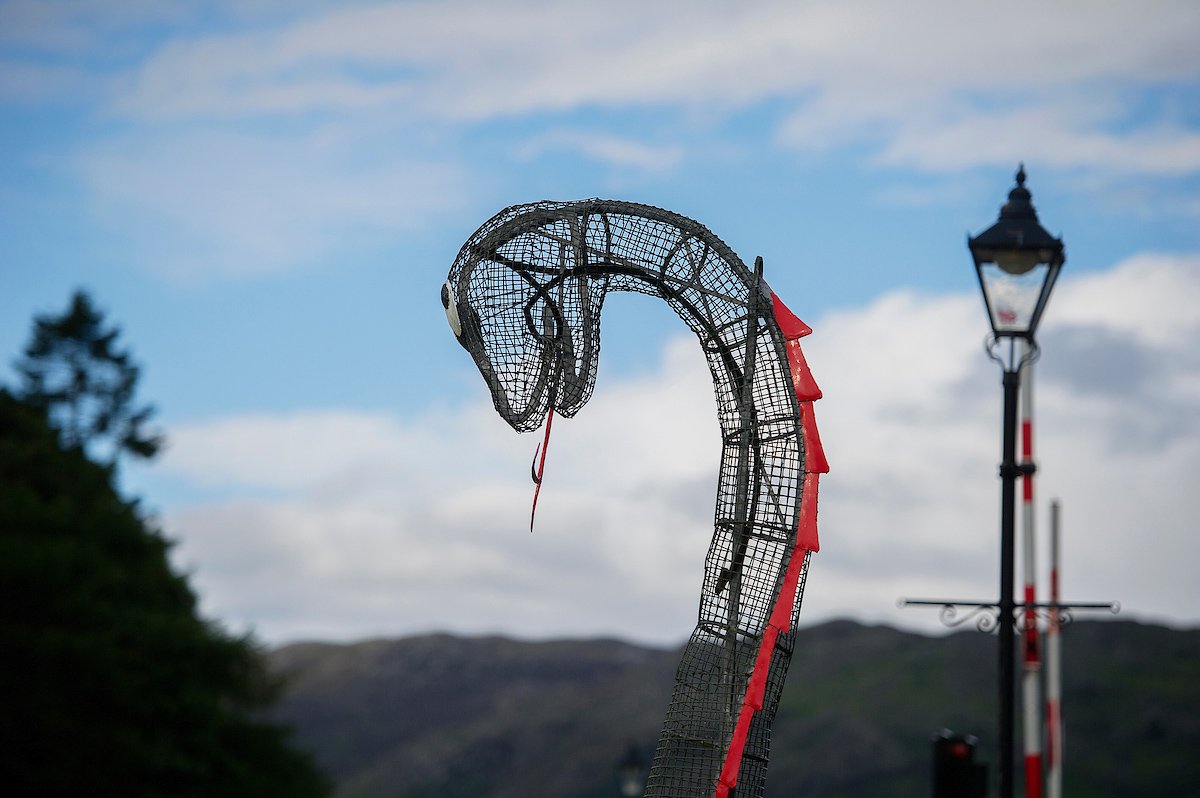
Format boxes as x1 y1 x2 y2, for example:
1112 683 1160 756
441 280 462 337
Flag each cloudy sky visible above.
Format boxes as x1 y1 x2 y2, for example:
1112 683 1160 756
2 0 1198 647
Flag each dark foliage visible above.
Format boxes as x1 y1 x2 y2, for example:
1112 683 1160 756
0 390 330 797
14 289 162 464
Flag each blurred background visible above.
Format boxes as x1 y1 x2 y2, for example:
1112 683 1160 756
3 0 1197 646
2 2 1199 795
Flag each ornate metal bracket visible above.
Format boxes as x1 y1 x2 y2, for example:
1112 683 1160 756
1018 601 1121 629
985 333 1040 374
897 598 1120 634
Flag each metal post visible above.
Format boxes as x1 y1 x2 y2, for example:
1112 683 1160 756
998 362 1020 798
1046 500 1063 798
900 335 1117 798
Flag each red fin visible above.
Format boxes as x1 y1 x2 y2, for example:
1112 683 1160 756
770 291 813 339
796 473 820 552
800 402 829 474
785 339 823 401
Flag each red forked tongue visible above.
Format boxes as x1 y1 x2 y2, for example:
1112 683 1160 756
529 406 555 532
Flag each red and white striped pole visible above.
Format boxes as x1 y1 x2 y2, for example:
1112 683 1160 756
1046 500 1063 798
1020 341 1043 798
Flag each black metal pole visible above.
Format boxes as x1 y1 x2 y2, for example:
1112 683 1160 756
998 364 1020 798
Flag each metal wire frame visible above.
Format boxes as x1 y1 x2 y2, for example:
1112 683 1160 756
444 199 817 798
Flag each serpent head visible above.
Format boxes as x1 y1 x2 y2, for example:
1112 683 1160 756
443 202 605 433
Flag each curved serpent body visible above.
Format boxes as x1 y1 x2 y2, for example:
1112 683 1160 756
442 199 827 798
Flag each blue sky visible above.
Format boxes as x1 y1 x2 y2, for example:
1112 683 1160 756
2 0 1199 645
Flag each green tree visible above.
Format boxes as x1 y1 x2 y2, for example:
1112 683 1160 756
14 289 162 465
2 290 332 796
0 389 331 797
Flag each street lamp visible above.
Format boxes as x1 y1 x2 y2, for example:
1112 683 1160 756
968 164 1064 798
968 164 1065 341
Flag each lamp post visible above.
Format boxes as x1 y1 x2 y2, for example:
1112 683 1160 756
967 165 1064 798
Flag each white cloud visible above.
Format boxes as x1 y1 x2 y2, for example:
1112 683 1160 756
30 0 1193 279
159 252 1200 644
1048 252 1200 348
78 126 469 279
868 102 1200 175
104 1 1200 121
164 338 721 643
94 0 1200 173
31 0 1186 179
517 130 684 172
805 252 1200 631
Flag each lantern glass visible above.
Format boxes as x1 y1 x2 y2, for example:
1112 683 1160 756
977 259 1053 336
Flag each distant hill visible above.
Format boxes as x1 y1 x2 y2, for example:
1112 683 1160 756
267 620 1200 797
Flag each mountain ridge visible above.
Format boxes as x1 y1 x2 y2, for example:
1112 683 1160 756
267 618 1200 797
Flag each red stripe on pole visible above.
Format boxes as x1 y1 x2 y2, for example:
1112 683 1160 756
1022 417 1034 502
1023 585 1039 664
1025 754 1043 798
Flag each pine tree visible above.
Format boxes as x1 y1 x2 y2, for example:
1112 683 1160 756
2 292 332 795
15 289 162 465
0 389 332 797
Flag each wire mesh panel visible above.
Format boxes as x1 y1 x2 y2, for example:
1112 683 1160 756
443 199 824 798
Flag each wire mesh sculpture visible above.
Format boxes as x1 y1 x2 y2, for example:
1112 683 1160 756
442 199 828 798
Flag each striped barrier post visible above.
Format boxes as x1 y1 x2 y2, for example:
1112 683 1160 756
1046 500 1063 798
1020 342 1043 798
